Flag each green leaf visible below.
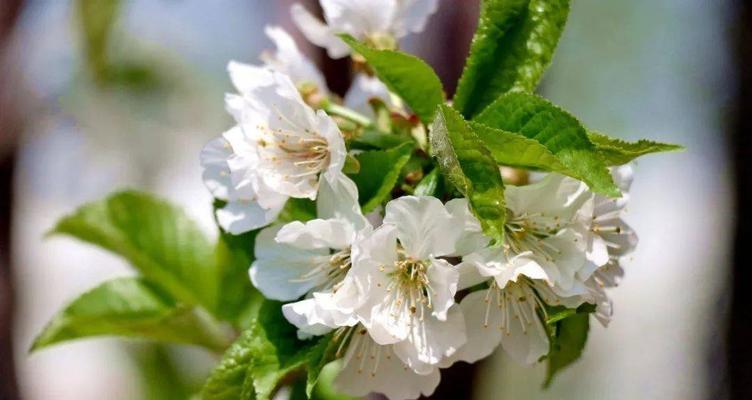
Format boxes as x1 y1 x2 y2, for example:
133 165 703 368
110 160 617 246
475 92 619 196
278 198 317 223
50 191 219 311
306 333 338 397
312 362 359 400
339 34 445 123
454 0 571 117
544 311 590 387
246 300 323 400
469 121 570 173
214 228 263 327
31 278 228 352
130 344 192 400
201 328 258 400
545 303 596 325
348 142 414 213
588 131 684 166
414 168 442 197
429 105 506 243
351 128 413 150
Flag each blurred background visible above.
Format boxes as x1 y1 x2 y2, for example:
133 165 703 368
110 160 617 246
0 0 739 399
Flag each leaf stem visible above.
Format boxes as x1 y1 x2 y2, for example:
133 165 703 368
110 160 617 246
323 103 372 127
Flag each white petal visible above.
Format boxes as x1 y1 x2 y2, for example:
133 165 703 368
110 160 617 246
426 258 459 320
351 223 399 270
498 305 549 365
585 232 611 267
445 198 491 256
393 305 466 367
334 335 440 400
498 253 551 287
460 247 551 289
383 196 459 259
290 3 351 59
456 260 487 290
506 174 592 228
612 164 634 192
603 220 638 258
262 25 328 91
227 61 275 95
250 226 330 301
391 0 439 37
317 110 347 176
282 299 335 337
216 199 284 234
317 171 369 232
343 74 394 117
276 218 355 250
321 0 396 37
200 135 233 200
452 290 502 363
540 229 590 291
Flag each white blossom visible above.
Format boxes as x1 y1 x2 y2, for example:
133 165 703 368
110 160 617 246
343 196 466 371
444 174 611 365
588 165 638 287
284 196 466 369
331 326 441 400
261 25 328 93
251 172 368 303
453 175 604 297
343 74 397 117
291 0 439 58
577 165 639 326
259 26 401 118
200 62 346 234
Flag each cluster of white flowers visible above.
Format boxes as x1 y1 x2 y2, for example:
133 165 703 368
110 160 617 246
200 1 637 399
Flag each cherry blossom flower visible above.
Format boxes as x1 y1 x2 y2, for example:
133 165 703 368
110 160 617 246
261 25 328 93
345 196 467 370
332 326 441 400
291 0 439 58
250 172 367 302
200 62 346 233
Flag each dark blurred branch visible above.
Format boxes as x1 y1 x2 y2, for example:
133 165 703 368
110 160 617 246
727 0 752 399
0 0 25 398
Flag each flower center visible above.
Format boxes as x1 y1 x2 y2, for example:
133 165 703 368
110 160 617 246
255 106 331 181
504 212 560 261
381 252 434 320
289 247 351 293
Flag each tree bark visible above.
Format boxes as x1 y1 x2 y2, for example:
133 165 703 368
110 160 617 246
726 1 752 399
0 1 25 399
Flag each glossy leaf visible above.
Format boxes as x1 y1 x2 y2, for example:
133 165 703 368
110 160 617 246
306 333 338 397
201 328 258 400
544 312 590 387
31 278 228 352
50 191 219 310
213 227 262 327
339 34 445 123
351 128 413 150
430 105 507 243
348 142 414 213
475 92 619 196
469 121 570 173
246 300 323 400
414 168 442 197
454 0 571 117
130 344 192 400
278 198 317 223
588 131 684 166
